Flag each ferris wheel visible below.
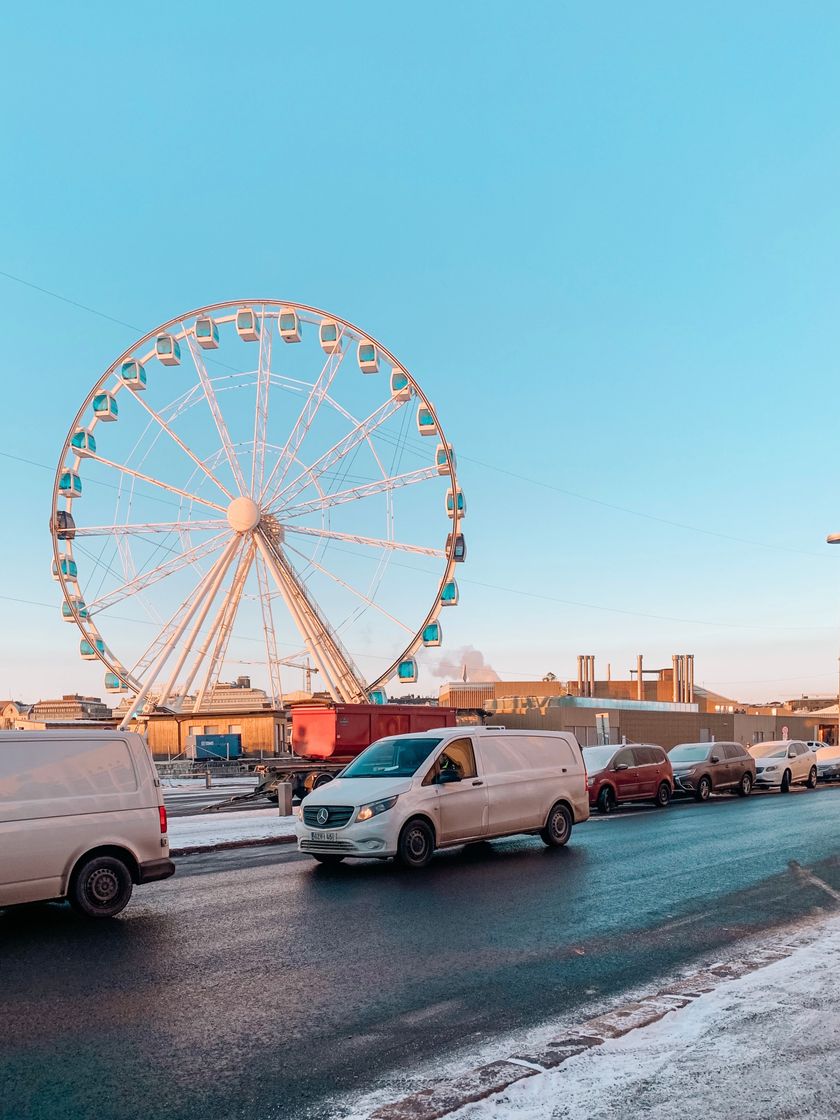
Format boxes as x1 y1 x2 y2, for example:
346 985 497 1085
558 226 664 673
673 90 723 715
50 300 466 726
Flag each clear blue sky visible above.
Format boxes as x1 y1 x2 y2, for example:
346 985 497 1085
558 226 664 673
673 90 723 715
1 1 839 704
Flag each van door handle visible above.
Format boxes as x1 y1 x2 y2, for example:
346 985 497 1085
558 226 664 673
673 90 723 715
472 779 483 786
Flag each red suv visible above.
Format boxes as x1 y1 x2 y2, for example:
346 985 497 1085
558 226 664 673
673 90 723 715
584 743 673 813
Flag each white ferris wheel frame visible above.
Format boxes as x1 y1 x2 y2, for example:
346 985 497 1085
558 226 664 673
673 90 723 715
51 299 462 722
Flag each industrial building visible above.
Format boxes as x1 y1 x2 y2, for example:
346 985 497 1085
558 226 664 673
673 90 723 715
439 653 831 748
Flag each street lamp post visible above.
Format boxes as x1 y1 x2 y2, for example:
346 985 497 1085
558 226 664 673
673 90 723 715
826 533 840 746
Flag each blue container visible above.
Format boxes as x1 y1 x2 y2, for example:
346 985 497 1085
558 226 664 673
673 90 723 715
193 733 242 760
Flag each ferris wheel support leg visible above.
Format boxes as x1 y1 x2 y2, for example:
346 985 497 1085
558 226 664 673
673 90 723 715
254 531 347 703
180 541 254 705
118 537 238 730
154 537 242 713
255 551 284 709
192 543 255 713
255 528 369 703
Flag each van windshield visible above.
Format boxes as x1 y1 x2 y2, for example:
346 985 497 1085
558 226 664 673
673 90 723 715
340 737 442 778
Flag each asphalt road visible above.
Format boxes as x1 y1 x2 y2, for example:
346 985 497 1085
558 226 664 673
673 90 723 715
3 787 840 1120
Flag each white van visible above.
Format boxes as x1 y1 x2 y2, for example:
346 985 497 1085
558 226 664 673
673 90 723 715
296 727 589 868
0 730 174 917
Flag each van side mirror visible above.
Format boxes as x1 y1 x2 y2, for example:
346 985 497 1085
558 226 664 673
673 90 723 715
437 770 462 784
614 763 629 772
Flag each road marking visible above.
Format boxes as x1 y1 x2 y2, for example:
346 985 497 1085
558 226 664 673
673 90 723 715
788 860 840 902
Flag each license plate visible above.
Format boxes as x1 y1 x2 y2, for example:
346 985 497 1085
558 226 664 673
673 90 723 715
310 830 338 842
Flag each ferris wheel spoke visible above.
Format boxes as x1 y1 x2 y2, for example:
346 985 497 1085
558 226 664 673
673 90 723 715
86 531 230 615
128 390 236 502
154 537 244 712
267 395 407 512
255 527 367 704
259 333 348 504
73 519 226 537
279 465 440 519
255 550 284 707
251 307 273 497
285 543 414 634
82 453 228 514
283 524 445 557
185 332 248 495
192 541 256 712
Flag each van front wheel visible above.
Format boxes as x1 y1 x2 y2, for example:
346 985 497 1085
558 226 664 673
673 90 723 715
541 803 573 848
69 855 133 918
396 818 435 869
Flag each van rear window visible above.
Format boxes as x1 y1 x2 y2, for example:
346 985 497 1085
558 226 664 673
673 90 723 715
0 739 138 801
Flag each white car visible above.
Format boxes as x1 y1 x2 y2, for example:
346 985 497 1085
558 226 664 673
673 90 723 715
812 743 840 781
748 740 818 792
295 727 589 869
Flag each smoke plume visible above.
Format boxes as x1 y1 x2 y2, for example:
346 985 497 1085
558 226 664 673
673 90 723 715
432 646 500 682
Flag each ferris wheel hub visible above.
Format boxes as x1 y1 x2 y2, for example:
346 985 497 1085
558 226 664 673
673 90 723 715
227 496 261 534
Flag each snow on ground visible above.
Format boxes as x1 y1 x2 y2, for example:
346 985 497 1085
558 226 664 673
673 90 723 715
451 915 840 1120
169 807 298 848
160 776 259 791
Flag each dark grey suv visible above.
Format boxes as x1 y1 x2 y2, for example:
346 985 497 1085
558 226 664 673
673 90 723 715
668 741 755 801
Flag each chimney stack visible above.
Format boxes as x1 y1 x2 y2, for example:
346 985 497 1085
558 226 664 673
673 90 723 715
637 654 643 702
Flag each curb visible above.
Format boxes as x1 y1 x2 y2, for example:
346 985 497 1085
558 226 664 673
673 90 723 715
368 945 795 1119
170 833 297 857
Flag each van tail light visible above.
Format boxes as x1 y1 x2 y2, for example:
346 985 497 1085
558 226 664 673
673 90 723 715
159 805 168 834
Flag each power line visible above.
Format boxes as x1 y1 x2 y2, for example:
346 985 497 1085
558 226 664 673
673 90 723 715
1 265 827 561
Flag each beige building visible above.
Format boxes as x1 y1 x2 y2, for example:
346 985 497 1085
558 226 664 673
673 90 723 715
28 694 113 722
145 709 288 760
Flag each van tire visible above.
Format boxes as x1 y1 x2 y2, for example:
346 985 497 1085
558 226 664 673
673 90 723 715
780 769 792 793
654 782 671 808
541 803 573 848
311 854 345 865
69 855 133 918
396 818 435 869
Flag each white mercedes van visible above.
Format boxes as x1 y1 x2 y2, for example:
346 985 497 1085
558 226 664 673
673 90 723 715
0 730 174 917
296 727 589 868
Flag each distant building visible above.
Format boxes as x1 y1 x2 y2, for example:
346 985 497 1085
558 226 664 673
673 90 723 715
0 700 31 729
29 694 112 722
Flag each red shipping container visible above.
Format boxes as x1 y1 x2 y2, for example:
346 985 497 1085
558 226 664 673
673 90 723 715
291 703 457 762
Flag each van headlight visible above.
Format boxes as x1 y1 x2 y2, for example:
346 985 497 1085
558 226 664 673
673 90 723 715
356 795 399 822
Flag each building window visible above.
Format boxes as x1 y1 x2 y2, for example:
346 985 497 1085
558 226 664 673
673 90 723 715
228 725 242 735
188 725 202 736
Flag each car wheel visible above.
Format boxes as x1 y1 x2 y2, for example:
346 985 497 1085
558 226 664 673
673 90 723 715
396 818 435 869
311 854 345 866
597 786 615 815
654 782 671 808
540 802 573 848
807 766 818 789
780 769 792 793
695 776 712 802
737 772 753 797
69 855 133 918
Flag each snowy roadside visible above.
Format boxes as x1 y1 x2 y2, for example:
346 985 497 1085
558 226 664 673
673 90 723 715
168 807 299 854
361 912 840 1120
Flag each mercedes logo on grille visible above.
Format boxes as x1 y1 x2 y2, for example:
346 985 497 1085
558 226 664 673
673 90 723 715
316 807 329 827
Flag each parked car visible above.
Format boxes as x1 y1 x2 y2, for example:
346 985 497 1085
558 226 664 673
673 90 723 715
813 743 840 781
583 743 673 813
296 727 589 868
669 741 755 800
748 740 818 792
0 730 174 917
